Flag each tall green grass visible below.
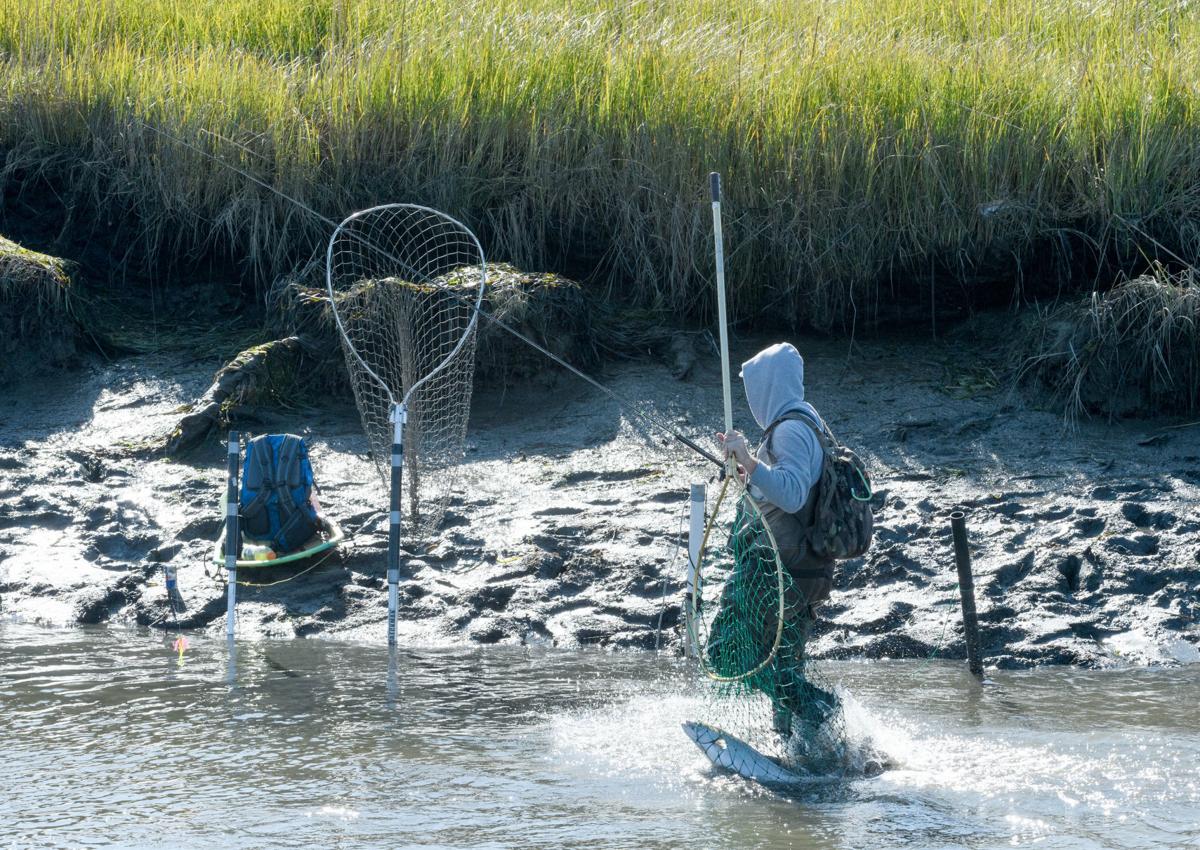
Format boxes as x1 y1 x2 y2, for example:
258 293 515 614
1 0 1198 328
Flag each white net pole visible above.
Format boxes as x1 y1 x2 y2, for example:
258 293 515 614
387 404 406 646
224 431 240 640
710 172 734 439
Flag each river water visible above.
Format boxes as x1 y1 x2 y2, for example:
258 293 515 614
1 622 1197 849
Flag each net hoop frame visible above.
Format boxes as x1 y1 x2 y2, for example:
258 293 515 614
323 203 487 411
689 473 787 683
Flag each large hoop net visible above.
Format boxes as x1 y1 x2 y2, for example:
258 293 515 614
325 205 484 539
689 475 854 775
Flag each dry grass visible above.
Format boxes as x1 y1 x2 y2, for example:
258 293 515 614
1017 266 1200 420
2 0 1198 329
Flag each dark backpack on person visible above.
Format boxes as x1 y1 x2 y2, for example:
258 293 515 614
764 411 875 561
239 434 319 554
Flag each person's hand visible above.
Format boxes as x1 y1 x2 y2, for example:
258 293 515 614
716 430 757 477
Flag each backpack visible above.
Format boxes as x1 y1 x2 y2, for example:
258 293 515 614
239 434 319 554
764 411 874 561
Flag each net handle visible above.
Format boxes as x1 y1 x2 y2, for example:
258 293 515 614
325 203 487 409
710 172 734 442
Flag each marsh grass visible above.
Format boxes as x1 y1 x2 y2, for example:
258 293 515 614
1 0 1199 328
1017 265 1200 421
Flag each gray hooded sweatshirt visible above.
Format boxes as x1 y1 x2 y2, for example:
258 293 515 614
741 343 825 513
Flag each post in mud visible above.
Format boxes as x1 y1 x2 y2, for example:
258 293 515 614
950 510 984 677
684 481 706 659
387 403 406 647
224 431 240 640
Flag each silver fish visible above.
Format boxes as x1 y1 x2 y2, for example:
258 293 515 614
681 720 807 786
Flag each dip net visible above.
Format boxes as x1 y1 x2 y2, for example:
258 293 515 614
689 474 851 774
325 204 484 538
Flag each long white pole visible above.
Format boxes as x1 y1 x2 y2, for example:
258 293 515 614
710 172 734 440
387 403 407 646
224 431 240 640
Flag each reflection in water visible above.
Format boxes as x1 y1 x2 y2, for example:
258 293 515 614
1 623 1197 849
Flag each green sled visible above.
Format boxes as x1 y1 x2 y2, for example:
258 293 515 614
211 494 346 569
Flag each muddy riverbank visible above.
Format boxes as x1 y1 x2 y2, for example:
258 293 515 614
1 323 1198 668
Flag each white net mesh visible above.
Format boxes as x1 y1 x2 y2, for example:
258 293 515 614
326 204 484 539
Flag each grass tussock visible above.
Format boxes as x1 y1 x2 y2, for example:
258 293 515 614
163 335 315 453
276 262 599 385
0 235 77 381
1017 266 1200 421
474 264 598 382
2 0 1199 328
277 260 709 384
0 235 72 310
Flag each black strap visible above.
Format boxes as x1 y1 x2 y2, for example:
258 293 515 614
790 566 833 579
761 409 835 462
272 437 302 531
283 437 304 489
240 439 274 518
276 504 316 549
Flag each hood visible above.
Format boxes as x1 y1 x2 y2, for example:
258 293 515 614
739 342 810 430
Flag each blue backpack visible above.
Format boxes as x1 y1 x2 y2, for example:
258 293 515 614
239 434 319 553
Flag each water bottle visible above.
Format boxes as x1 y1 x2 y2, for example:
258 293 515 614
241 543 276 561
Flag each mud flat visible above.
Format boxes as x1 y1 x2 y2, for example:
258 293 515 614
1 326 1198 669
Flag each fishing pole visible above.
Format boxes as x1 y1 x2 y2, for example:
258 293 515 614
135 119 724 469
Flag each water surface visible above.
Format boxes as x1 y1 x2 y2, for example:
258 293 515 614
2 623 1197 849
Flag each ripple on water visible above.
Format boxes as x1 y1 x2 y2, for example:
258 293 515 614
0 623 1197 849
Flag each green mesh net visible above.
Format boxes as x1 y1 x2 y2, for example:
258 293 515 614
689 475 850 775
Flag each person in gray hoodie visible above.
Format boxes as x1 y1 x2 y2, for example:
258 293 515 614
715 342 836 737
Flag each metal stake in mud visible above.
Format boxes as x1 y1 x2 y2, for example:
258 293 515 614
225 431 241 640
950 510 984 677
387 403 407 647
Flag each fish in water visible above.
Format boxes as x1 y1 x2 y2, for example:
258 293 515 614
681 720 808 786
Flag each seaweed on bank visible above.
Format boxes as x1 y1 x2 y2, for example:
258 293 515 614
1017 266 1200 421
271 261 602 386
472 263 599 382
162 336 321 454
0 235 78 384
161 264 604 451
162 261 704 452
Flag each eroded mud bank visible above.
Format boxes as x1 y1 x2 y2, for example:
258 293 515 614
1 328 1198 668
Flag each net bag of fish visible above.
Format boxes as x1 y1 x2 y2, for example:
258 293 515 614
690 474 850 775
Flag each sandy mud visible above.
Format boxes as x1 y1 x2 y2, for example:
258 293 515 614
1 323 1198 668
